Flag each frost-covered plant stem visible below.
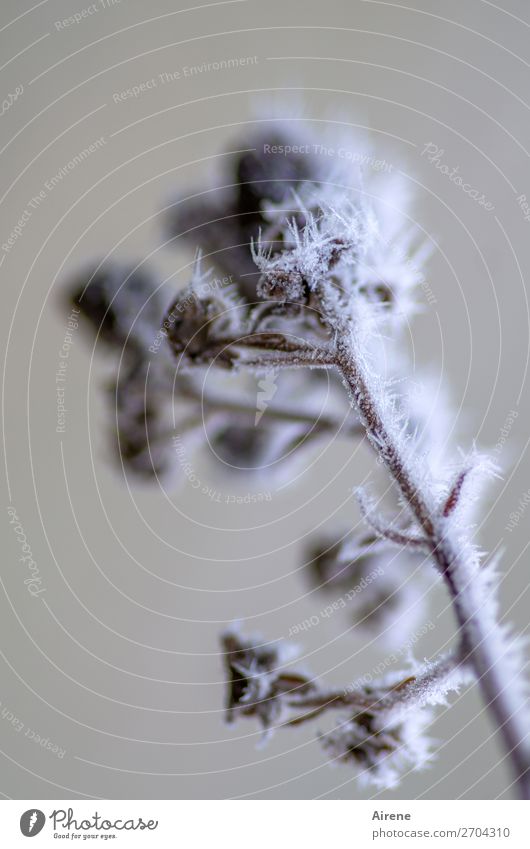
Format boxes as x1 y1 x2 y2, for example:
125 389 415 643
332 322 530 798
70 129 528 792
190 392 363 437
283 649 466 725
161 239 529 793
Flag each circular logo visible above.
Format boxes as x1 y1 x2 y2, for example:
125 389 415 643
20 810 46 837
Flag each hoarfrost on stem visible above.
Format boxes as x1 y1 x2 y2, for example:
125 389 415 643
67 123 530 796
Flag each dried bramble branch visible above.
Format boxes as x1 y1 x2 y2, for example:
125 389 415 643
161 168 529 794
67 125 529 794
70 257 361 480
222 628 472 789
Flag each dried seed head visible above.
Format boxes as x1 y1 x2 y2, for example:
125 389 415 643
306 529 428 648
320 708 431 789
221 629 316 737
164 290 211 361
252 196 377 309
165 128 321 302
70 263 165 353
164 262 246 367
307 530 381 589
236 133 315 213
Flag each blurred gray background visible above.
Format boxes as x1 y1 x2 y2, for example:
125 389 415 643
1 0 529 799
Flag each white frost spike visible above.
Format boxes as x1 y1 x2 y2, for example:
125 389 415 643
190 247 212 290
254 196 380 303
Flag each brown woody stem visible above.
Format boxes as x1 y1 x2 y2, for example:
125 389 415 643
332 328 530 799
284 650 466 727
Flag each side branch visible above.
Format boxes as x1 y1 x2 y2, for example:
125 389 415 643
284 650 468 727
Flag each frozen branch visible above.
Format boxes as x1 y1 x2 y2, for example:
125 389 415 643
215 189 530 796
356 487 431 552
221 628 472 789
70 126 530 796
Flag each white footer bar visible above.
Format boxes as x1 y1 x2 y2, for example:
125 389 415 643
0 799 526 847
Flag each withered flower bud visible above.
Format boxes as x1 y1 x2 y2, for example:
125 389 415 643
165 129 320 302
222 630 316 736
319 709 427 788
164 291 211 360
308 531 380 589
70 263 165 353
257 264 309 305
164 277 245 367
236 134 315 214
306 530 427 647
